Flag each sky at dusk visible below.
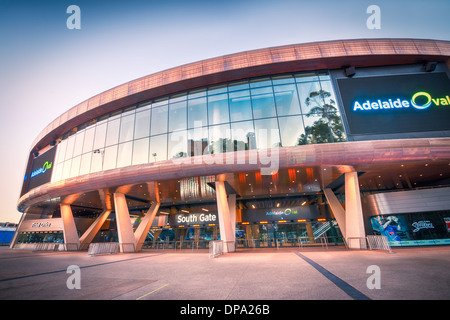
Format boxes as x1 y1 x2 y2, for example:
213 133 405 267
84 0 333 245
1 0 449 223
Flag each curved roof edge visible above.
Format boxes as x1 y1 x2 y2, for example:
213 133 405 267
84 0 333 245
29 38 450 153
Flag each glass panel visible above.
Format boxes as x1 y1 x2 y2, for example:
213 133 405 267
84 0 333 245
119 114 135 143
231 120 256 151
132 138 149 165
90 149 104 173
319 79 339 114
134 109 151 139
64 135 75 161
56 139 67 164
117 142 133 168
295 72 318 83
79 152 92 176
274 84 301 116
278 116 306 146
228 80 249 92
303 114 333 144
73 130 85 157
151 105 168 136
188 88 206 99
103 145 118 170
93 123 107 151
70 156 81 178
208 93 229 125
105 118 120 147
150 134 168 162
250 77 272 88
251 86 276 119
187 127 208 157
52 163 63 182
297 81 322 114
169 100 187 132
168 130 188 159
229 90 253 122
207 85 227 95
271 75 295 85
254 118 280 148
61 159 72 180
188 97 207 129
208 124 232 154
82 127 95 154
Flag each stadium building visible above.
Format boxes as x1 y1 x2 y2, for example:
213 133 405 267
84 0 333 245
11 38 450 252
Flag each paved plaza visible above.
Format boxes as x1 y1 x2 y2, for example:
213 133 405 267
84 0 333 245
0 246 449 302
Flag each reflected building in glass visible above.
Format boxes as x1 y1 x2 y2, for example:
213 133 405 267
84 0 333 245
13 39 450 252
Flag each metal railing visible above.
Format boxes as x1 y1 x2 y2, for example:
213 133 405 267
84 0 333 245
209 240 224 258
88 242 120 256
32 242 65 252
235 236 345 249
366 235 393 253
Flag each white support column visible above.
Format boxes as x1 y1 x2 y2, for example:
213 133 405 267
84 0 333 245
228 193 237 238
60 203 80 251
79 209 111 250
215 181 235 253
134 201 160 252
344 172 366 249
113 193 136 253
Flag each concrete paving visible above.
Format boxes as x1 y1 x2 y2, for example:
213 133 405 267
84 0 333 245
0 245 449 302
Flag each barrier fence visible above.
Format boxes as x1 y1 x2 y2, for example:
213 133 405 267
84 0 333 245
32 243 65 252
88 242 120 256
366 235 393 253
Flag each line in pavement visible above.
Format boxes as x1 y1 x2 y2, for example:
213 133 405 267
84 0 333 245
294 252 371 300
0 253 164 283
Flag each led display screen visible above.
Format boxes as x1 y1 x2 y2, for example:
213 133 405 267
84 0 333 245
24 147 56 192
337 72 450 135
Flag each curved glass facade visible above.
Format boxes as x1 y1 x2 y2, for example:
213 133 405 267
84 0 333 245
52 71 346 183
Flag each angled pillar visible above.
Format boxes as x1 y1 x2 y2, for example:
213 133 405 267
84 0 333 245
60 203 80 251
324 172 366 249
215 181 236 253
135 201 160 251
323 188 346 239
114 193 136 253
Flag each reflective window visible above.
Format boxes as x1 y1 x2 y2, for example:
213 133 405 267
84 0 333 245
231 120 255 151
168 131 187 159
105 118 120 147
274 84 301 116
251 87 277 119
73 131 84 157
188 97 207 129
297 81 322 115
188 127 208 157
132 138 149 165
208 93 229 125
82 127 95 154
50 71 346 183
151 105 168 136
79 153 92 176
150 134 167 162
229 90 252 122
90 149 104 173
103 145 118 170
209 124 231 154
119 114 135 143
254 118 280 149
169 100 187 132
93 123 107 151
134 109 151 139
70 156 81 178
278 116 305 146
117 142 133 168
64 135 75 161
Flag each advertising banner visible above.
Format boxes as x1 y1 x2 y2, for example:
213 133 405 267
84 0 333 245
337 72 450 136
24 147 56 192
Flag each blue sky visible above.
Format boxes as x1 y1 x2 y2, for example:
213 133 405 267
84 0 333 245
1 0 449 223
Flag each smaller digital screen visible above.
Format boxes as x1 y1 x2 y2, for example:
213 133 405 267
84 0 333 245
24 147 56 192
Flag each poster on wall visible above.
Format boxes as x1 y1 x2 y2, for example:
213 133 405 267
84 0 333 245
370 213 450 246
